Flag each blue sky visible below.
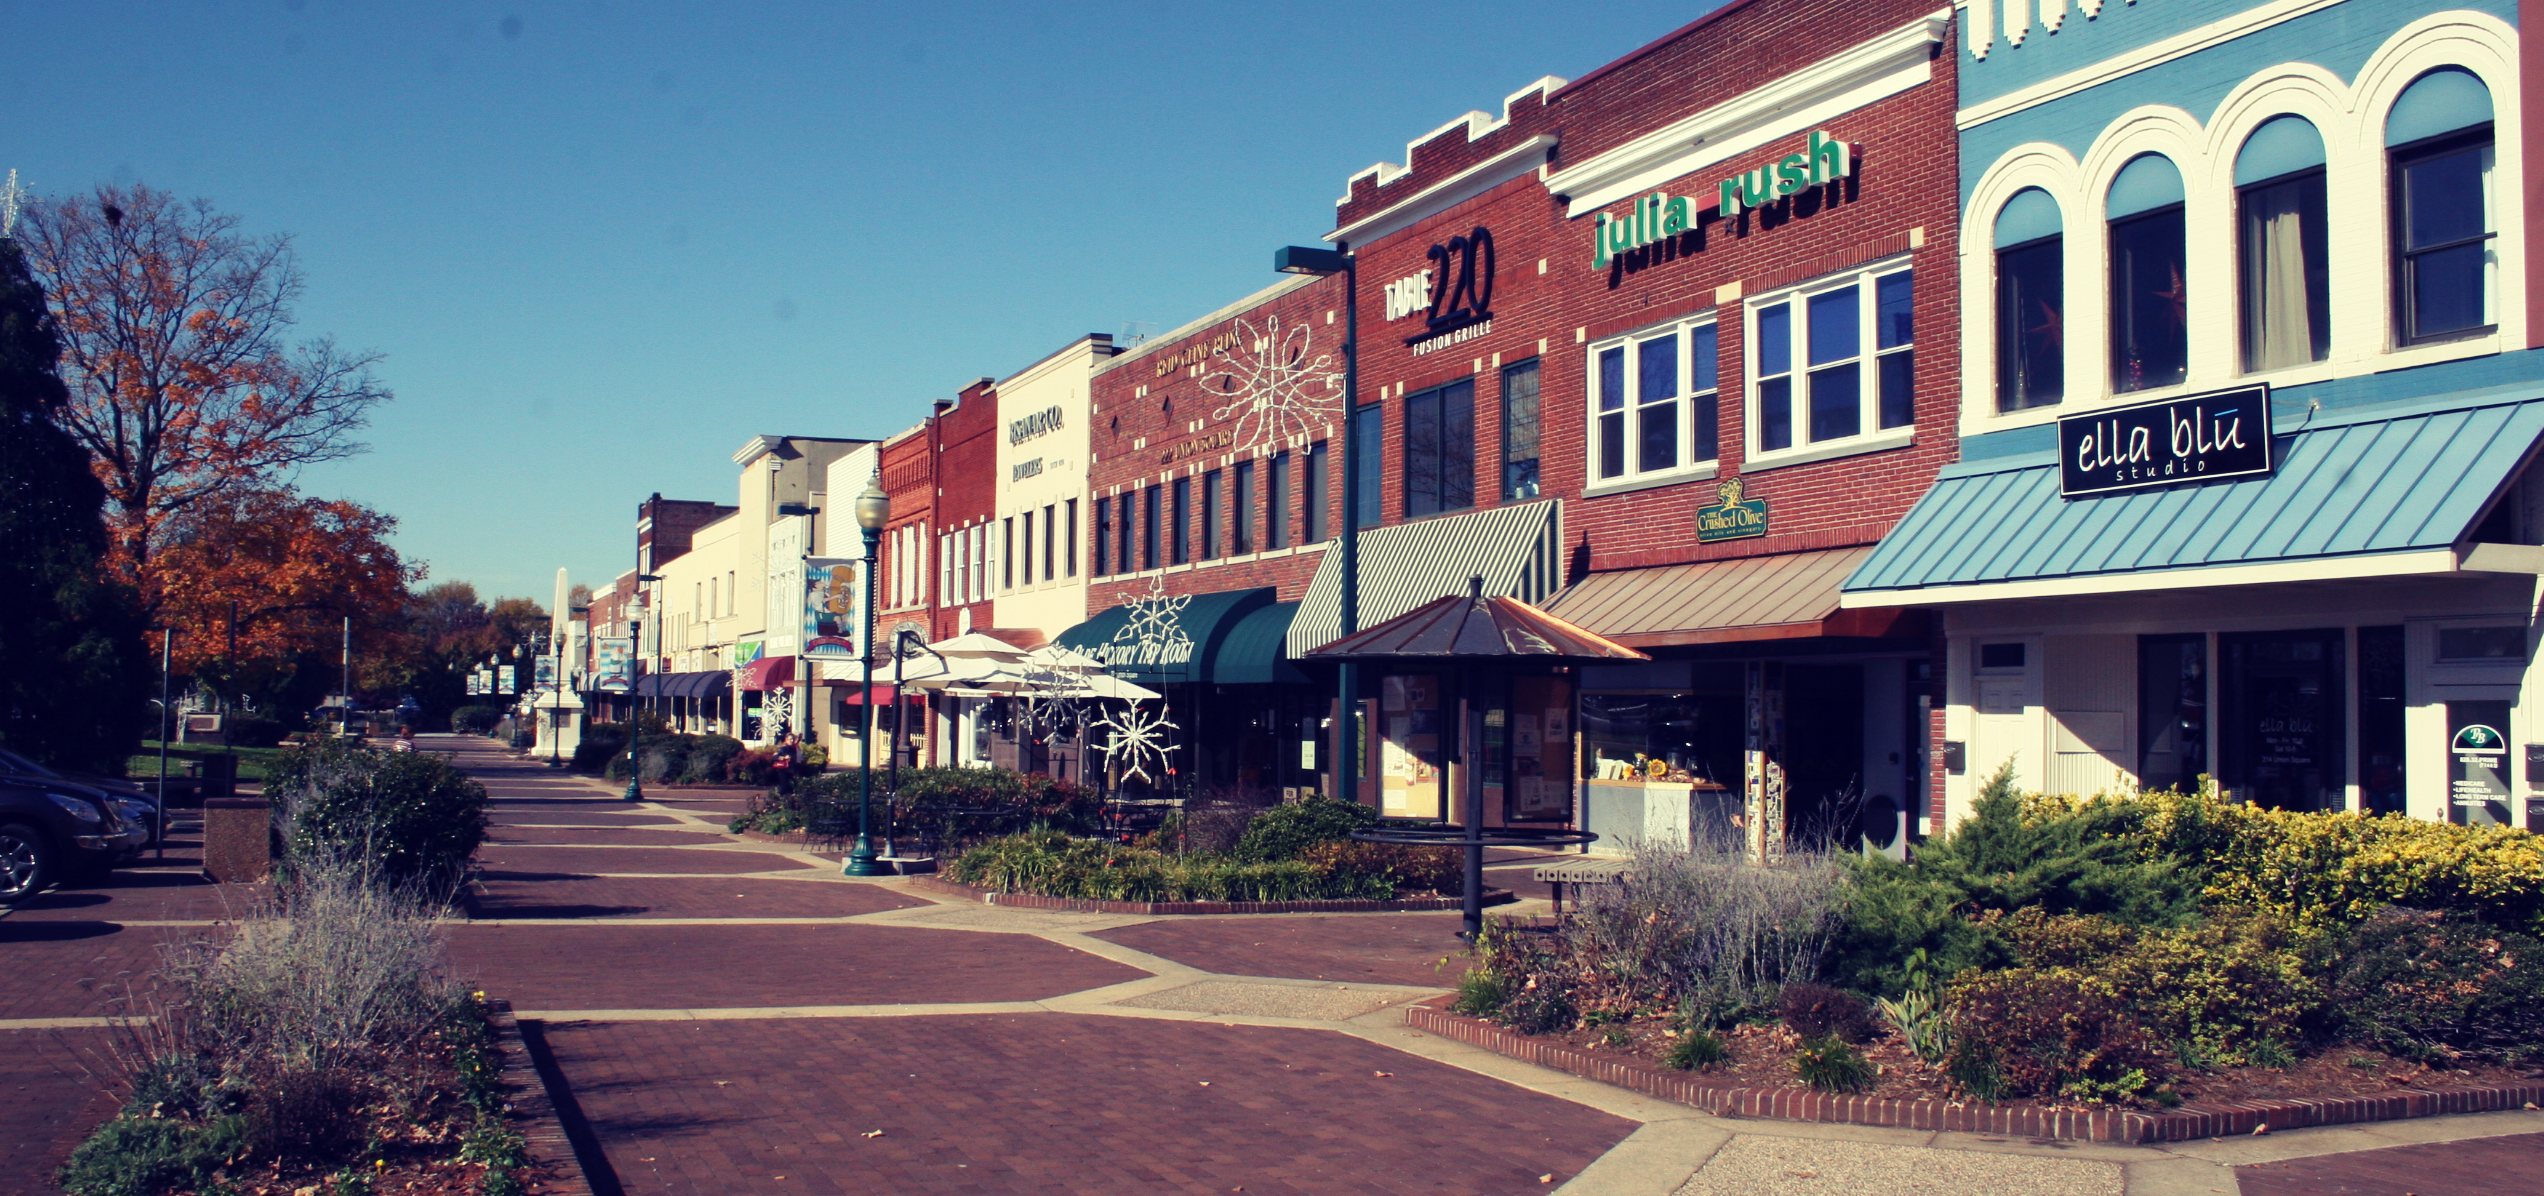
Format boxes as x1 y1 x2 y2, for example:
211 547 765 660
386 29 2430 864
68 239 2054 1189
4 1 1706 605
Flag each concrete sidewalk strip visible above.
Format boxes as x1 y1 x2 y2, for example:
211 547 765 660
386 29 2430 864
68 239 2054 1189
1112 978 1427 1022
1551 1119 1732 1196
1675 1136 2124 1196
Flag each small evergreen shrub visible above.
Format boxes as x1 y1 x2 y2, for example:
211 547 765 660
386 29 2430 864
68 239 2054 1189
1232 796 1378 862
1294 839 1458 894
448 705 501 735
2330 907 2544 1064
1496 978 1575 1034
266 739 488 889
1664 1030 1727 1071
1946 968 2167 1104
1451 969 1511 1016
1794 1035 1875 1093
224 714 287 749
1779 982 1878 1044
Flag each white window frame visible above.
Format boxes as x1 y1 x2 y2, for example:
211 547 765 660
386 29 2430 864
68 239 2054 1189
1582 314 1720 494
1744 257 1915 470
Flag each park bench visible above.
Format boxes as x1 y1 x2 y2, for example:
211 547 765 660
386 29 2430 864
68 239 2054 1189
1531 856 1635 914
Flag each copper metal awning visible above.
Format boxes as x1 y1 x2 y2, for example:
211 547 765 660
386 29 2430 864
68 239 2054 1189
1543 546 1923 648
1305 580 1650 662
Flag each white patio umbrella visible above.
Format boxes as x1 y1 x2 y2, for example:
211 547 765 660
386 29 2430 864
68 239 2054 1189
928 632 1029 661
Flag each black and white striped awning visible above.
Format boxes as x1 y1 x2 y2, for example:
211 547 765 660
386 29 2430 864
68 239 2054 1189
1284 499 1563 656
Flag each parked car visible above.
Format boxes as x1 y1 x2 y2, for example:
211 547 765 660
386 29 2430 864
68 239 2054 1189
0 746 161 848
0 775 146 904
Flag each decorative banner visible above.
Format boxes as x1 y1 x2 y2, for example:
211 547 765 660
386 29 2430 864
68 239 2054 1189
497 665 516 694
594 638 633 693
801 557 864 660
533 656 558 693
467 671 484 696
1696 477 1769 543
734 639 765 668
2060 384 2273 497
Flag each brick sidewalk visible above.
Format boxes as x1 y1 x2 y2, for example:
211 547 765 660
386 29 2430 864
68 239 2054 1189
2238 1131 2544 1195
1091 914 1475 988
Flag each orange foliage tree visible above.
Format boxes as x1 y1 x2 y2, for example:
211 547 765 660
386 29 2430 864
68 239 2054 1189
149 486 420 703
19 183 392 592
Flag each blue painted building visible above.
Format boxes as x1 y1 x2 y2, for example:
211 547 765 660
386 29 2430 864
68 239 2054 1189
1843 0 2541 828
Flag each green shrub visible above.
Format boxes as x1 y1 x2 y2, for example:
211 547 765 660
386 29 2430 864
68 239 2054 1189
1993 907 2328 1067
225 714 288 749
1295 838 1458 893
1779 982 1877 1044
1946 968 2167 1104
1794 1035 1875 1093
572 723 629 773
449 705 500 735
944 830 1386 902
1876 989 1951 1064
266 739 488 889
677 735 743 783
1497 977 1575 1034
798 766 1105 838
1451 969 1511 1016
1664 1030 1727 1071
2330 907 2544 1064
55 1114 245 1196
1232 796 1377 862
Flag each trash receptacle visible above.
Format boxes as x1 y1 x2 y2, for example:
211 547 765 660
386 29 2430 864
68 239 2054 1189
203 797 272 884
199 752 238 799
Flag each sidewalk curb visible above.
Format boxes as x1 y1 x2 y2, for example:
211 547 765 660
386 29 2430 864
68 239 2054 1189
485 998 602 1196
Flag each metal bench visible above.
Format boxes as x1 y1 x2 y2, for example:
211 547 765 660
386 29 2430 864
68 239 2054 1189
1532 857 1635 914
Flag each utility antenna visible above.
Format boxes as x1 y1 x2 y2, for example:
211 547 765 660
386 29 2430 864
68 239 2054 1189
0 171 23 238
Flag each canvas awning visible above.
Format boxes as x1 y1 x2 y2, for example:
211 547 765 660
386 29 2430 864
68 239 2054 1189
633 671 731 698
1286 500 1565 655
1307 581 1649 662
1544 546 1922 647
738 656 794 691
1841 388 2544 607
1052 587 1276 685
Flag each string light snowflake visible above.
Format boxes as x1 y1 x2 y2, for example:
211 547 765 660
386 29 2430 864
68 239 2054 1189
1106 578 1192 669
1200 313 1342 454
1093 699 1178 787
1014 656 1088 743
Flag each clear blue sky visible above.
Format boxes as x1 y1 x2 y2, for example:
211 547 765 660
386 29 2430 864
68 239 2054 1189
5 1 1710 605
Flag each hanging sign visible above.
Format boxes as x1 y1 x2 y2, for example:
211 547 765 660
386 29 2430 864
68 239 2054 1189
802 557 864 660
1696 477 1769 543
2060 384 2273 497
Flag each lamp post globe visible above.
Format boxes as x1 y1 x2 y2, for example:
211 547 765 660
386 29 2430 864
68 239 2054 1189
845 480 890 877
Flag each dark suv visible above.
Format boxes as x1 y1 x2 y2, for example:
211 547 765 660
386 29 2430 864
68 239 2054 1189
0 775 145 904
0 746 161 849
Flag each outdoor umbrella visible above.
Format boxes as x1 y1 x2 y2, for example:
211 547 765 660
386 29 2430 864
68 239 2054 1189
1305 576 1649 938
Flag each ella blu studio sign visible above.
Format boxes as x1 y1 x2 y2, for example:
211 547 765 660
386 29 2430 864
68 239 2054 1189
2058 385 2273 498
1592 131 1853 268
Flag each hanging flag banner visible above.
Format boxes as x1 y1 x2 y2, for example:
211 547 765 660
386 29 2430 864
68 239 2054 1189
534 656 558 694
594 638 633 693
802 557 864 660
497 665 517 694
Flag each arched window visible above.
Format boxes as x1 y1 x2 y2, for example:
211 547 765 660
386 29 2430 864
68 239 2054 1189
2237 116 2331 370
2108 154 2187 392
2388 67 2496 344
1996 187 2064 411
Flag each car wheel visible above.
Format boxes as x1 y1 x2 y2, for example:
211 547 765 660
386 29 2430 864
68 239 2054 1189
0 822 53 905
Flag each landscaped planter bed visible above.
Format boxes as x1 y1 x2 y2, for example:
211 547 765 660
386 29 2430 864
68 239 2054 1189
1407 999 2544 1143
910 874 1513 916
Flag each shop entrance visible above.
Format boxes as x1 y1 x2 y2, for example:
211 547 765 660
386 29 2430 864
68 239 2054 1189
1784 664 1866 847
2219 629 2345 812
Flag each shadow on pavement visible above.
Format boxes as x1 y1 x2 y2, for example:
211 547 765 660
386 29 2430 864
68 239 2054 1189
518 1019 626 1196
0 920 124 943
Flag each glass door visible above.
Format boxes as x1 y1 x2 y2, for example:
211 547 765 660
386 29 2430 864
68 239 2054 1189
2219 629 2346 811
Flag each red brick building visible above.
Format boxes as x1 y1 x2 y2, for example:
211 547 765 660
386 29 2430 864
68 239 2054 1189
1073 0 1962 851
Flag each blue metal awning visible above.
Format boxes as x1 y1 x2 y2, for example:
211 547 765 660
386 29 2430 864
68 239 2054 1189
1843 389 2544 603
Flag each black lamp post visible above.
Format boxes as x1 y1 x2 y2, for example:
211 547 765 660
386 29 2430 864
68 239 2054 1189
623 572 661 803
844 479 890 877
1273 243 1360 802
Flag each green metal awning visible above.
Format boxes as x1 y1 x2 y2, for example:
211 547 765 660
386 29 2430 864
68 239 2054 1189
1212 602 1307 685
1052 587 1277 685
1843 388 2544 606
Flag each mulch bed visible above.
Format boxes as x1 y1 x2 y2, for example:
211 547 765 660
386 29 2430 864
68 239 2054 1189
910 875 1516 916
1407 1000 2544 1143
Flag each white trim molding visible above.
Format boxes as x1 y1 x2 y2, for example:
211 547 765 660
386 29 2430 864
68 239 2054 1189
1841 548 2469 608
1335 77 1567 206
1540 11 1951 219
1328 134 1558 247
1960 0 2355 127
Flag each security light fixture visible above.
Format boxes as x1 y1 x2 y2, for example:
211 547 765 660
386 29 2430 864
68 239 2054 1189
1273 245 1348 276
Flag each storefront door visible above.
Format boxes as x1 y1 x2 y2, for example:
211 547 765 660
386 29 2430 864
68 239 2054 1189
2219 629 2346 812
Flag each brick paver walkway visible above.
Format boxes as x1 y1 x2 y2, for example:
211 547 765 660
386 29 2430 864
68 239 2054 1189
8 735 2541 1196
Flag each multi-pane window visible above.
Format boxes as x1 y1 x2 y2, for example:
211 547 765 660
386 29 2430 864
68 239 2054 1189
1266 452 1290 549
1061 500 1075 578
1200 469 1223 560
1141 486 1160 571
1501 358 1541 500
1588 320 1717 483
2238 116 2332 372
1002 518 1016 591
2108 154 2188 393
2388 68 2497 345
1995 188 2064 411
1232 460 1255 555
1303 441 1328 543
1352 404 1382 528
1403 379 1475 518
1093 497 1111 576
1749 264 1911 456
1170 476 1191 565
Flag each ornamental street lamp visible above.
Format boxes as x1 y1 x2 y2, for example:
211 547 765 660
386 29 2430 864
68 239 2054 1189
1273 243 1360 802
844 480 891 877
624 572 662 803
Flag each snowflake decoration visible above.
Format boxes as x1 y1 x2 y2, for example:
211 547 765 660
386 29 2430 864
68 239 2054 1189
1106 578 1192 669
1200 312 1342 454
1013 656 1088 743
761 687 792 737
1093 699 1178 787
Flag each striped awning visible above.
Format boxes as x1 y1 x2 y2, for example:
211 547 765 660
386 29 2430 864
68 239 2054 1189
1285 500 1563 656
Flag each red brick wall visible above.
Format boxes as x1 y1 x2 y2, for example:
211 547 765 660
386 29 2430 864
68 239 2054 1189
879 425 936 641
936 379 1000 638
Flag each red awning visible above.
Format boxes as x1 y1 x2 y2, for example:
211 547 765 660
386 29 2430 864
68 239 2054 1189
738 656 795 691
834 683 899 705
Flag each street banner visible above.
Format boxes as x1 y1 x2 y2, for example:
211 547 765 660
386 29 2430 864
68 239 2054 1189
802 556 862 660
534 656 558 693
497 665 516 694
594 638 633 693
466 672 483 696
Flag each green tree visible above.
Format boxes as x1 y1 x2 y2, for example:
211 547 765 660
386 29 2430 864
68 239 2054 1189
0 235 149 770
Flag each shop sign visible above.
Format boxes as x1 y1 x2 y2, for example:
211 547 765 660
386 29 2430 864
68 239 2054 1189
594 638 633 693
1151 328 1244 378
2059 384 2272 498
735 639 765 668
2449 704 2513 825
1402 226 1495 349
1013 457 1043 481
1696 477 1768 543
1592 131 1854 267
1381 269 1432 321
1008 406 1063 445
1158 428 1233 465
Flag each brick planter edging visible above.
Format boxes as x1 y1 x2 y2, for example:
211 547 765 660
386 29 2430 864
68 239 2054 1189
1403 1000 2544 1144
908 875 1516 916
482 998 595 1196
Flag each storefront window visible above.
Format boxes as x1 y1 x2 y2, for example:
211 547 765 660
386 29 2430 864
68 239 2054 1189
2387 68 2496 346
2137 633 2206 793
1379 674 1444 818
1995 188 2064 412
1505 676 1574 821
1589 317 1718 482
2359 625 2406 815
1501 358 1541 500
2219 629 2345 812
1404 379 1476 517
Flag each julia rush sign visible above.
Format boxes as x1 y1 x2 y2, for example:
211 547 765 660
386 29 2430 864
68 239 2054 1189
2059 385 2273 498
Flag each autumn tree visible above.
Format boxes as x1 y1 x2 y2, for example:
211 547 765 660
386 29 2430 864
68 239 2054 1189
150 485 419 713
20 183 392 590
0 232 150 769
